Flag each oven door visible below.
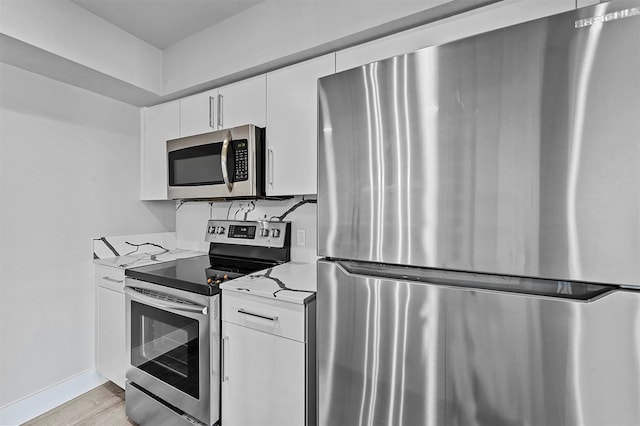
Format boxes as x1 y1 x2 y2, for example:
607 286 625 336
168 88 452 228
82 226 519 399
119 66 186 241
167 124 262 199
125 281 219 425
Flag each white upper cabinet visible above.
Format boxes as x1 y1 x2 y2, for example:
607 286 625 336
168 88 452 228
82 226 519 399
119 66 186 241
217 76 266 129
266 54 335 196
179 75 266 137
179 88 218 137
140 76 266 201
336 0 578 72
140 101 179 200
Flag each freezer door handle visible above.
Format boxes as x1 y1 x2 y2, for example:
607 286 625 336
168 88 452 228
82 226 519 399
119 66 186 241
329 260 614 301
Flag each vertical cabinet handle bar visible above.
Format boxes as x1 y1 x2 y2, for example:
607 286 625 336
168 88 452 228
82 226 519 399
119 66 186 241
209 96 215 129
222 336 229 382
217 94 224 128
268 148 274 188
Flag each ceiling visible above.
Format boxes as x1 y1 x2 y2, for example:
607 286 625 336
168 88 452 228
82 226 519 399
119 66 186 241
70 0 265 49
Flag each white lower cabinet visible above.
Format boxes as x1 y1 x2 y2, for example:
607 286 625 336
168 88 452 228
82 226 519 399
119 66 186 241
221 291 316 426
95 264 126 388
222 322 305 426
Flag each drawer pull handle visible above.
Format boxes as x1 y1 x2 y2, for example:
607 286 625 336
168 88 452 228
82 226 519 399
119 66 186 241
102 276 124 283
237 308 278 322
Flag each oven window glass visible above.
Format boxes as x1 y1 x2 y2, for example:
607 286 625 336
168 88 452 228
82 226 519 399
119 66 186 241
169 143 234 186
130 301 200 398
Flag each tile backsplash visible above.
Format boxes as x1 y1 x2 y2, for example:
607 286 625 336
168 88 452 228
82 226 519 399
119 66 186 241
176 196 318 263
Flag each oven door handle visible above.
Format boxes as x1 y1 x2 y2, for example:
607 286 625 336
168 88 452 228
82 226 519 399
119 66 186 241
220 130 233 193
125 286 208 316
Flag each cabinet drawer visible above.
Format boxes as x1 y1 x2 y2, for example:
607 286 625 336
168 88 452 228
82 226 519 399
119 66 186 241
94 264 125 293
222 291 306 342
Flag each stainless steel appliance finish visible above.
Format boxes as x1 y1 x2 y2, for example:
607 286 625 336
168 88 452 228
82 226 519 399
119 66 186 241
318 0 640 286
125 220 291 425
205 219 290 247
167 124 264 200
126 382 207 426
318 260 640 426
318 2 640 425
125 278 220 426
318 260 446 426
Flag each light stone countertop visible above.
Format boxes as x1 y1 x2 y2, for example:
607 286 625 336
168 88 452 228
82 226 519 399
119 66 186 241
93 249 206 269
220 261 317 305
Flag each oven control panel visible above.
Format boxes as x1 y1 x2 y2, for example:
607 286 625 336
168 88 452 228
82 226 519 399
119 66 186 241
205 220 290 248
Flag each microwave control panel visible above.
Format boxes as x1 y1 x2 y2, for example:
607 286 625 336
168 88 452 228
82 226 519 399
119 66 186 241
233 140 249 182
205 220 290 248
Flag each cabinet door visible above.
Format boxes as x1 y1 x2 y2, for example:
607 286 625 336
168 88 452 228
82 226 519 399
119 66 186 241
179 89 218 137
140 101 179 200
97 286 126 388
222 321 305 426
180 76 265 136
266 54 334 196
218 75 266 129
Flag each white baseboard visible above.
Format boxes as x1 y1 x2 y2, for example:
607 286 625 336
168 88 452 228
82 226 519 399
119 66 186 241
0 369 107 426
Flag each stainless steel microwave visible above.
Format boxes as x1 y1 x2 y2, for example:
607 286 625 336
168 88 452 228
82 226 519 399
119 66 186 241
167 124 265 199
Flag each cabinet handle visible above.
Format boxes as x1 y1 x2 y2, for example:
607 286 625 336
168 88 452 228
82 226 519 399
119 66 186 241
208 96 215 129
102 276 124 283
238 308 278 322
217 94 224 128
222 336 229 382
268 148 274 188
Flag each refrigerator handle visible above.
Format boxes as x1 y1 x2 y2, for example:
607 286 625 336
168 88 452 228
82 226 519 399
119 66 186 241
329 260 614 302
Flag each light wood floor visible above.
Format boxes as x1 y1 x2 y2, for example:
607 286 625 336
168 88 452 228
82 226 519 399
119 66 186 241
23 382 136 426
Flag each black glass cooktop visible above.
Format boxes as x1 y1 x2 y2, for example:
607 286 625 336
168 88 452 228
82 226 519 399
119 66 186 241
125 255 276 296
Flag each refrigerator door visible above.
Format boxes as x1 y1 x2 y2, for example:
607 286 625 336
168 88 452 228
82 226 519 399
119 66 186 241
317 259 446 426
317 259 640 426
318 0 640 286
444 282 640 426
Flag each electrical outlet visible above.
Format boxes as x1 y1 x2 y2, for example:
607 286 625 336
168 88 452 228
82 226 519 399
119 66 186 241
296 229 306 246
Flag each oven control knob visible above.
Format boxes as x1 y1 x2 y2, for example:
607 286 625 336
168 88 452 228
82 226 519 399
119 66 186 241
216 226 226 235
260 228 270 237
271 228 281 238
208 225 216 234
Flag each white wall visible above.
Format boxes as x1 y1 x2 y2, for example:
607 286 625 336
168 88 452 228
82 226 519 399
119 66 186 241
176 197 317 263
0 63 175 409
161 0 453 94
0 0 163 94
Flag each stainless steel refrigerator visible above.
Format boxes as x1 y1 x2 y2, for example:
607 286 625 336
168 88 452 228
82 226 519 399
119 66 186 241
317 1 640 425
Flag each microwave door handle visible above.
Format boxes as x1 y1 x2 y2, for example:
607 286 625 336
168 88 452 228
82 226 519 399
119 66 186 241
221 130 233 193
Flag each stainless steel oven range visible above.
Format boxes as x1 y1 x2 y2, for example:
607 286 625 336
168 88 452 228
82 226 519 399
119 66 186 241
124 220 291 426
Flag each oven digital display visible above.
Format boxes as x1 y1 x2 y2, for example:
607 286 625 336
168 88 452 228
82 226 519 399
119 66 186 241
228 225 256 239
